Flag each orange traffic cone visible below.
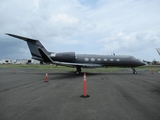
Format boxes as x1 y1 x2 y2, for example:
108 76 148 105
45 72 49 82
80 73 90 98
151 69 154 74
13 68 16 74
83 73 87 96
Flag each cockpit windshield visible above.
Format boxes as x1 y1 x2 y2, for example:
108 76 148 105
130 56 136 60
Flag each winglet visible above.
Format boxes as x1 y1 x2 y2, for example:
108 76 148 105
156 48 160 55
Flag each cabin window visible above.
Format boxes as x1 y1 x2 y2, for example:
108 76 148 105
104 59 107 61
110 59 114 61
91 58 95 61
116 59 120 61
97 58 101 61
84 58 89 61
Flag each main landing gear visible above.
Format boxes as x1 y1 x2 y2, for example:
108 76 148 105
131 67 137 74
75 66 81 75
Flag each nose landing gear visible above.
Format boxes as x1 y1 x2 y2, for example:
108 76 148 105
131 67 137 74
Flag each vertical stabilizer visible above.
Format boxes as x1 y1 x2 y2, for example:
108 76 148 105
6 33 49 62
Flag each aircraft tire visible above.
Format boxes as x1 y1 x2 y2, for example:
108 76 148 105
75 71 80 75
133 72 137 74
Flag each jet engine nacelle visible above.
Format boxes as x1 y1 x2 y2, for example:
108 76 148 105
50 52 76 61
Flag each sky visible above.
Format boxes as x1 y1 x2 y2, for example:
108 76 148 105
0 0 160 61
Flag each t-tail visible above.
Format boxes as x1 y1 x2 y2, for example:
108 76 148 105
6 33 52 63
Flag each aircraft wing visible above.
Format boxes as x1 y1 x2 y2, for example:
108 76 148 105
52 61 102 67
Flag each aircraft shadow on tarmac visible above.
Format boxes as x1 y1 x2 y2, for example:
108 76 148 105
38 71 142 80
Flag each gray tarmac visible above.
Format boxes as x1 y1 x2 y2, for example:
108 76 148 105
0 68 160 120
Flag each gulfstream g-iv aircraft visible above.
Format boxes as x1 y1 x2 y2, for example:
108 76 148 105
6 33 145 74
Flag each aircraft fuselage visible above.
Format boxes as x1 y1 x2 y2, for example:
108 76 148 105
50 53 144 67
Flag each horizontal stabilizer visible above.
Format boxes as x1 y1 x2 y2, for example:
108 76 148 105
6 33 38 42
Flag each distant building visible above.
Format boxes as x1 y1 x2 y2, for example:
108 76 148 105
0 59 12 64
27 59 40 64
152 59 160 65
16 59 40 64
16 59 28 64
0 59 40 64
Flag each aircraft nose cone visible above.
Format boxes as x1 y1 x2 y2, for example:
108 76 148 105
138 60 145 66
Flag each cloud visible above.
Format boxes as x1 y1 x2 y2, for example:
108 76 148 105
51 14 78 24
0 0 160 61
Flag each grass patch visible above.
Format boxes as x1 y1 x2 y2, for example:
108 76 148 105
138 65 160 72
0 64 159 72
